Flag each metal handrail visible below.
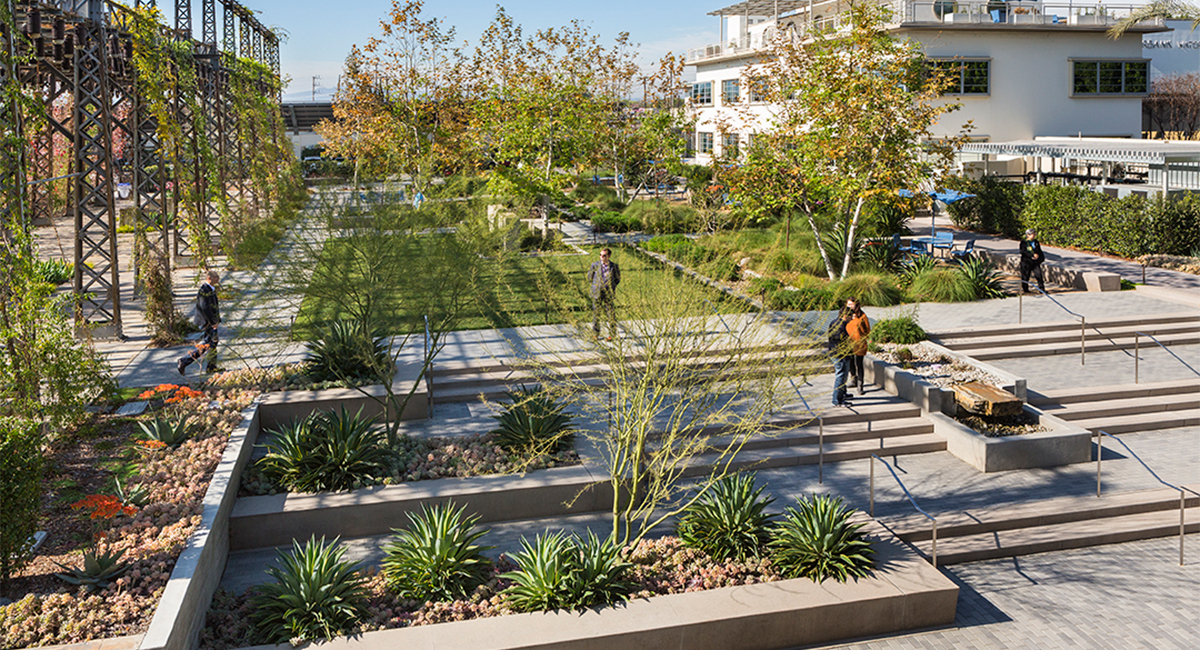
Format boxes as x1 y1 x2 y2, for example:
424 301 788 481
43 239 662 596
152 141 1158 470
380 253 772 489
1132 331 1200 384
1094 430 1193 566
871 453 938 568
423 315 433 409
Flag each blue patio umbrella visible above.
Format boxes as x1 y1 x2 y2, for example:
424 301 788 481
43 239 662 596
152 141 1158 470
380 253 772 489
899 188 976 236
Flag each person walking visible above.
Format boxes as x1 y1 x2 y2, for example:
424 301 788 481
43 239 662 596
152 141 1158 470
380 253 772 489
1019 228 1046 294
845 298 871 395
178 270 221 375
587 248 620 340
827 301 855 406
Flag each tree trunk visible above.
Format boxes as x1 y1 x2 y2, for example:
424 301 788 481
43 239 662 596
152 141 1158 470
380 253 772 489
841 194 867 278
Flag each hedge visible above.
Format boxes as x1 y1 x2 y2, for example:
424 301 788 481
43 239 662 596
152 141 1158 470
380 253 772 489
0 417 43 590
945 178 1200 258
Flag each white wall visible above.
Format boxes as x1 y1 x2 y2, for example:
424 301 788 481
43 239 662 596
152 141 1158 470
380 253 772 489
1143 20 1200 81
287 131 325 159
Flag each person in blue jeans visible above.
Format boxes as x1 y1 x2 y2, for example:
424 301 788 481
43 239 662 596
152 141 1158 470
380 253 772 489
178 270 221 375
827 299 856 406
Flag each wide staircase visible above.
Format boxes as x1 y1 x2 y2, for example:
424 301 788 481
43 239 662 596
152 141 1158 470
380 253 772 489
928 312 1200 361
883 486 1200 566
1029 379 1200 434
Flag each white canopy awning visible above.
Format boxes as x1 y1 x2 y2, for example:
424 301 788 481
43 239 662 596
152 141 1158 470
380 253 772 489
960 138 1200 164
707 0 814 16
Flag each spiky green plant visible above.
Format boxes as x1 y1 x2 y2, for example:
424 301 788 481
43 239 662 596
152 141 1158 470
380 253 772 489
137 415 191 448
305 319 390 383
382 502 494 601
859 238 904 273
908 267 977 303
250 536 369 644
53 547 130 591
768 494 875 583
677 472 777 562
501 530 634 612
898 254 937 286
832 272 903 307
113 476 150 507
256 408 393 492
955 254 1006 299
490 386 575 455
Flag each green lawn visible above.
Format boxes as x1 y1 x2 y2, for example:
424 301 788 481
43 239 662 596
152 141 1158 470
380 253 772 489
295 241 746 337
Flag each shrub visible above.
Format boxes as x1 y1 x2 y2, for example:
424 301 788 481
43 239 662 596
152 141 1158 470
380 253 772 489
502 531 634 612
52 547 130 592
767 286 837 311
490 387 575 455
859 238 904 273
677 472 777 562
591 211 641 233
831 273 903 307
250 536 369 644
908 268 977 302
867 316 926 344
768 494 874 582
257 408 393 493
895 346 915 361
382 502 494 601
897 254 937 287
34 258 73 286
764 248 796 273
0 417 43 590
305 320 390 383
136 414 191 448
956 255 1006 299
626 200 693 234
748 277 783 296
943 176 1024 237
865 196 914 237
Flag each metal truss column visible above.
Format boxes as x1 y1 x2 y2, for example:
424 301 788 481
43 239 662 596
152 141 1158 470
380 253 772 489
72 11 123 335
1 0 29 249
22 64 53 226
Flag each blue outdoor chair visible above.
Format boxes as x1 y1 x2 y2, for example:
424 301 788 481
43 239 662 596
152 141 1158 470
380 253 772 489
891 233 914 254
950 239 977 261
908 239 931 257
932 231 954 254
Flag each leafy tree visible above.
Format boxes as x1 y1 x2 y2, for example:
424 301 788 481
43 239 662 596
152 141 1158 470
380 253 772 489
1110 1 1200 38
727 4 969 279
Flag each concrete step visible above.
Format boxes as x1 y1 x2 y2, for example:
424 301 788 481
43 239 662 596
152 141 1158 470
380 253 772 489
908 506 1200 566
682 433 946 478
936 321 1200 352
709 416 934 453
929 312 1200 342
1072 408 1200 434
1028 379 1200 406
1036 392 1200 422
964 330 1200 361
885 487 1200 544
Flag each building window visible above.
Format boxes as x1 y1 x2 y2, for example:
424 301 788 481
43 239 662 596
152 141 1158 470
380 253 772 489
930 59 990 95
1072 60 1148 95
698 132 714 154
690 81 713 105
722 79 740 104
722 133 740 157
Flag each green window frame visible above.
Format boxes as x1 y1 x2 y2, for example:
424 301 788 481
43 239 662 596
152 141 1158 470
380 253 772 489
931 59 990 95
1072 60 1148 95
690 81 713 105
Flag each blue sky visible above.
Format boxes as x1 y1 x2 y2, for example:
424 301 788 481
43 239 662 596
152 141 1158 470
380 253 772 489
240 0 723 101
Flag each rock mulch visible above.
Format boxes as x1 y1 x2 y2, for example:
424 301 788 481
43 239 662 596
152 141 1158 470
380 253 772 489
871 342 1007 389
955 412 1048 438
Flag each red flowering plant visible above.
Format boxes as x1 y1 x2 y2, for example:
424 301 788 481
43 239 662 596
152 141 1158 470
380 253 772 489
137 384 206 408
71 494 139 542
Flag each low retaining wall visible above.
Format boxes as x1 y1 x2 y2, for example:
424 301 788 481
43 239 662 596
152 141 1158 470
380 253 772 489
928 404 1093 473
258 380 428 431
229 465 611 550
983 250 1120 292
236 521 957 650
864 354 1024 416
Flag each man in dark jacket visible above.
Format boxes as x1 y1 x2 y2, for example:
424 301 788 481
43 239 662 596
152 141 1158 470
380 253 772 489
587 248 621 340
178 270 221 375
827 301 855 406
1019 228 1046 294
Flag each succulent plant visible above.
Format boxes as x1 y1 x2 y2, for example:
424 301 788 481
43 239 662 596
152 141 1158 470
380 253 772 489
53 546 131 592
137 414 192 448
677 472 777 562
250 536 369 644
768 494 875 583
382 502 494 601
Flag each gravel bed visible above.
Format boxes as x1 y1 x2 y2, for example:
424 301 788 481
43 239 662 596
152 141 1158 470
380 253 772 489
871 341 1007 388
955 412 1048 438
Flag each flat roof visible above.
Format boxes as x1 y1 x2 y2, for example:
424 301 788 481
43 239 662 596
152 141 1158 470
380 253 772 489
960 138 1200 163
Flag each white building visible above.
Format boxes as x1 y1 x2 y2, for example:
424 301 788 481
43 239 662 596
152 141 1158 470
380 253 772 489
687 0 1168 164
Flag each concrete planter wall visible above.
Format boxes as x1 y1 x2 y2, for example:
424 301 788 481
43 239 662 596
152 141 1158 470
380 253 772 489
927 404 1093 472
864 352 1024 416
258 380 428 431
235 521 957 650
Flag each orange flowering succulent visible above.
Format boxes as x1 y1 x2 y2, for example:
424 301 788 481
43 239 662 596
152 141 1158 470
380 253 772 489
72 494 138 520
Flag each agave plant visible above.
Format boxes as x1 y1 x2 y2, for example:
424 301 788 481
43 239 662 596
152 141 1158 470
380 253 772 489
113 476 150 507
768 494 875 583
305 319 391 383
382 502 494 601
53 546 131 591
677 472 777 562
137 414 191 448
955 254 1006 299
256 408 393 492
897 254 937 287
490 386 575 455
908 267 977 302
501 530 634 612
250 536 369 644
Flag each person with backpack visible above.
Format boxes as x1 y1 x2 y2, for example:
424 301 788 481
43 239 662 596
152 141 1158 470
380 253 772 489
827 300 856 406
845 299 871 395
178 270 221 375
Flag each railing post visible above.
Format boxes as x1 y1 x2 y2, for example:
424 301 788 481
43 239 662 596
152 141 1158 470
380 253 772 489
1081 316 1086 365
1018 291 1023 324
1135 333 1140 384
869 455 875 517
1096 430 1103 497
818 417 824 484
931 520 938 569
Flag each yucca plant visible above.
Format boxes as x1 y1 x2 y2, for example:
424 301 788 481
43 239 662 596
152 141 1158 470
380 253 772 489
677 472 777 562
490 386 575 455
898 254 937 287
256 408 393 492
501 530 634 612
955 254 1006 299
908 267 977 303
768 494 875 583
137 414 191 448
832 272 903 307
858 239 904 273
382 502 494 601
53 546 130 591
113 476 150 507
305 319 390 383
250 536 369 644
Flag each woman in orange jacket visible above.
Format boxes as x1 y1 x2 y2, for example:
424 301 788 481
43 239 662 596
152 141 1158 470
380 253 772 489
845 299 870 395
